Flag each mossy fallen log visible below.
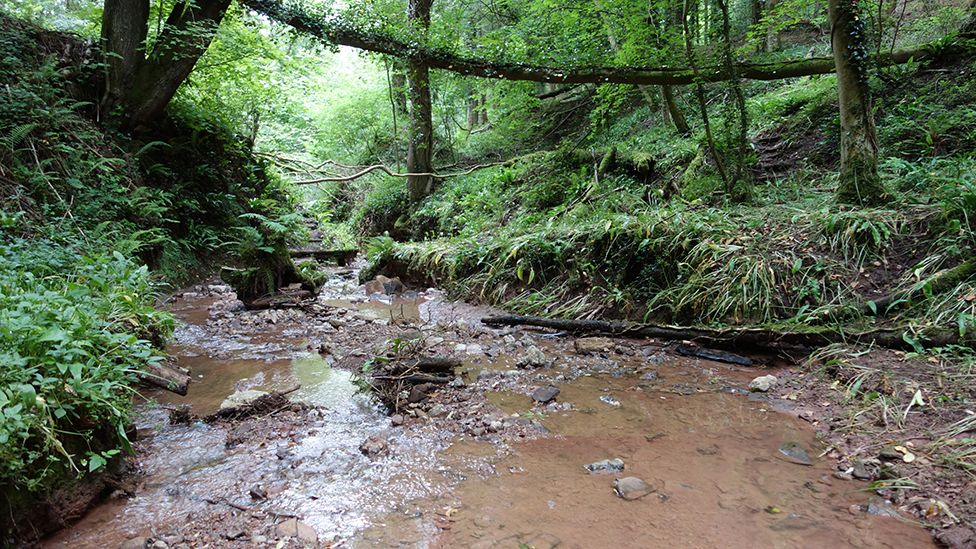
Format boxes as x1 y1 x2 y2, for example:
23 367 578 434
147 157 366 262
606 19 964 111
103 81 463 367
481 315 974 352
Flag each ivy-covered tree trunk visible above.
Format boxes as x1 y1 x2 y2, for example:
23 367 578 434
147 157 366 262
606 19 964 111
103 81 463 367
391 61 409 115
717 0 752 199
964 0 976 34
766 0 780 52
406 0 435 202
829 0 888 205
101 0 230 131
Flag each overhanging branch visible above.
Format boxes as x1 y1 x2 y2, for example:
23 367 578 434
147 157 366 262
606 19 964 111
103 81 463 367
240 0 975 86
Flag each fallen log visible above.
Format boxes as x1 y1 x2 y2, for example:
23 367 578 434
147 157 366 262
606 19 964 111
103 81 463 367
819 259 976 321
481 315 973 352
242 0 976 87
371 374 452 384
865 259 975 317
288 247 358 266
139 362 190 395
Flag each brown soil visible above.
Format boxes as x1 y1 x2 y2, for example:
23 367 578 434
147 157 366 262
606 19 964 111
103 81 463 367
769 348 976 547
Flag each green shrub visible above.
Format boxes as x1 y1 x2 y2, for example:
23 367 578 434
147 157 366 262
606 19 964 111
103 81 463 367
0 237 172 493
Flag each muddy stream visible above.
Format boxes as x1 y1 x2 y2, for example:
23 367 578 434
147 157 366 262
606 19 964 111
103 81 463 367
45 265 935 548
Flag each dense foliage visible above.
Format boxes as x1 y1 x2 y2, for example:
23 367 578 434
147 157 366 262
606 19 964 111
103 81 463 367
0 236 171 493
0 6 302 516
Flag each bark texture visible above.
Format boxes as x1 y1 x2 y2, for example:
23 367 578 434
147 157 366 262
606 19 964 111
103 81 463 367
100 0 149 108
965 0 976 33
766 0 780 52
481 315 975 353
101 0 230 130
406 0 435 202
829 0 887 205
127 0 231 130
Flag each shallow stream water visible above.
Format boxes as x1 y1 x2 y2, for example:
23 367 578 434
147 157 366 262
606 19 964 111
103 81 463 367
45 267 936 548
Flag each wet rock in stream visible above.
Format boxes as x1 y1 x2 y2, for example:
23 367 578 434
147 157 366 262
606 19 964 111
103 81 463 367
359 435 389 457
613 477 659 500
518 345 551 368
275 518 319 545
778 442 813 466
749 374 778 392
851 460 880 481
574 337 614 354
531 385 560 404
363 275 405 296
585 458 625 474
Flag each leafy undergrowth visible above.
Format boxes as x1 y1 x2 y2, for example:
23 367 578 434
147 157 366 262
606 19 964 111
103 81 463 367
0 235 172 496
364 152 974 335
345 55 976 337
0 11 303 538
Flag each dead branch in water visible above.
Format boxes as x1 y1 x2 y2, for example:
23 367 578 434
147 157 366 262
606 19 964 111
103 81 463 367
364 356 460 412
139 362 191 395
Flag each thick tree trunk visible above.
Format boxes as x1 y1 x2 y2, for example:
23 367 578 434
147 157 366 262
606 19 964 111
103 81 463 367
965 0 976 33
661 85 690 135
829 0 888 205
406 0 435 202
100 0 149 111
122 0 231 130
683 0 730 190
717 0 752 197
466 96 479 129
477 95 489 126
751 0 762 26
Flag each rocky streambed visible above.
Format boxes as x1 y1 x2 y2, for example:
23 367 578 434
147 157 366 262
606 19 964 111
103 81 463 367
44 264 935 548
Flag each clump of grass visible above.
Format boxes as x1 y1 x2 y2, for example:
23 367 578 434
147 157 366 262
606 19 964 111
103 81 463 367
817 207 903 265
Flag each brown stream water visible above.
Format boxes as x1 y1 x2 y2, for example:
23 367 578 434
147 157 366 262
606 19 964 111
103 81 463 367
44 269 936 548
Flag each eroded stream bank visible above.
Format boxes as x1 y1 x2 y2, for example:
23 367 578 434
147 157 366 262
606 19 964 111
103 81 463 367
46 264 934 548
